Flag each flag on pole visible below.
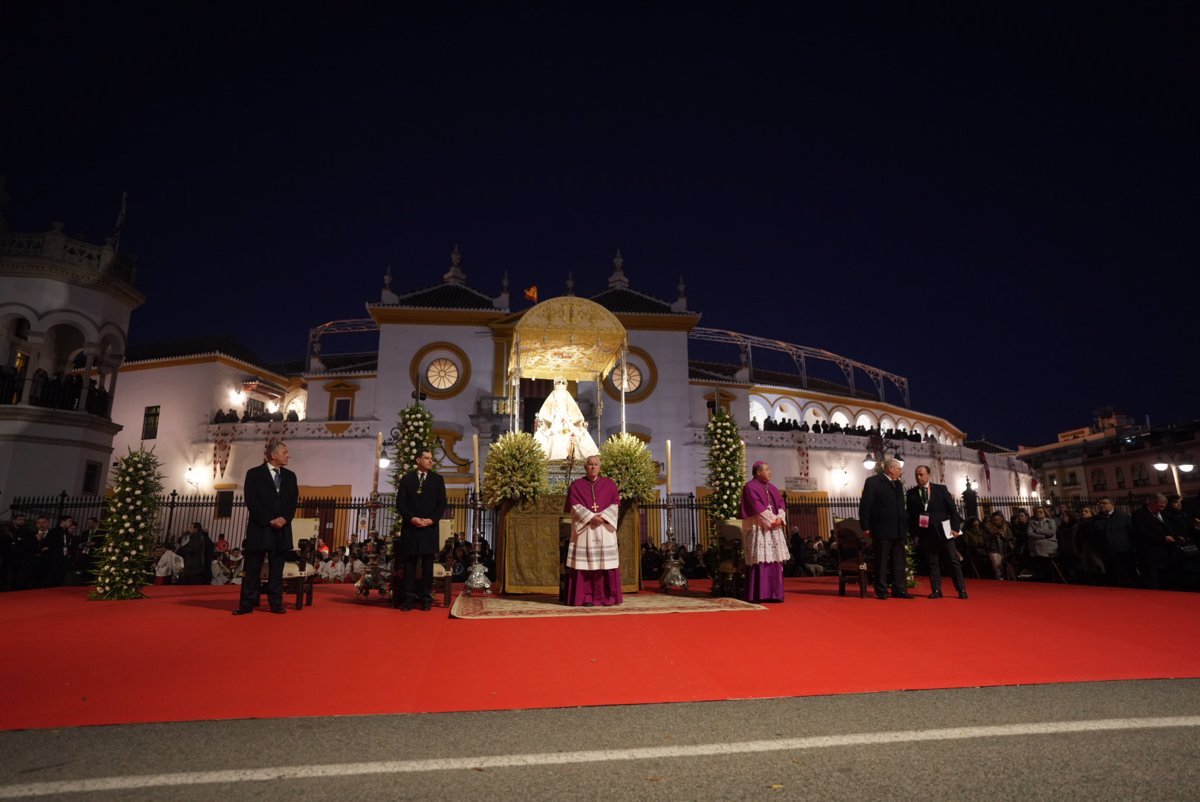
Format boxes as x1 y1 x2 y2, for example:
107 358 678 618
524 285 538 303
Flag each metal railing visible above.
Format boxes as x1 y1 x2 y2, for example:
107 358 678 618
9 489 1146 552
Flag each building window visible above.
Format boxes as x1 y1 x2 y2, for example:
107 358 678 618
1091 468 1107 491
142 405 160 439
1115 466 1126 489
1066 471 1078 487
216 490 235 519
611 362 642 393
1131 462 1150 487
82 461 101 494
332 397 352 421
425 357 460 390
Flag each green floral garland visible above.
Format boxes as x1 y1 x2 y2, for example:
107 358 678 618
481 431 549 508
90 447 164 600
705 407 745 526
598 432 658 504
391 402 435 490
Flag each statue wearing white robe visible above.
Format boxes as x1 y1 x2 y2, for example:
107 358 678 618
533 378 599 460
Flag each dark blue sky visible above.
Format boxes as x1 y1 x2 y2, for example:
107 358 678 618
3 2 1196 448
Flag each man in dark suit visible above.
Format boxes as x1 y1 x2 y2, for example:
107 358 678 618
234 440 298 615
907 465 967 599
859 458 911 599
394 448 447 611
1132 493 1176 590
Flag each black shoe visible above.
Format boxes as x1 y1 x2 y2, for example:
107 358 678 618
927 591 944 599
400 601 413 612
232 609 252 616
419 600 432 611
874 591 888 600
958 590 969 599
583 602 594 607
891 590 914 599
269 608 286 615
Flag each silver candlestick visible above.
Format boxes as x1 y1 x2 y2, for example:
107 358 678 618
464 488 492 595
658 492 687 592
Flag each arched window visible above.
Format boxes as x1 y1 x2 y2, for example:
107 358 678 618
1131 462 1150 487
1091 468 1107 491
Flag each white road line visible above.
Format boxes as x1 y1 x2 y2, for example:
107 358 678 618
2 716 1198 798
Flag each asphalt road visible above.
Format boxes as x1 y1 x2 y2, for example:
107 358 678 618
2 680 1198 801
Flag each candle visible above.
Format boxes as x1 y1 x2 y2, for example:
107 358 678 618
473 433 481 495
665 439 672 497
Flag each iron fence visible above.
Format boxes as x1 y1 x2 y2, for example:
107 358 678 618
9 489 1148 552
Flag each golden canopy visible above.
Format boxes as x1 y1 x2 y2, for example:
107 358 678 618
510 296 627 382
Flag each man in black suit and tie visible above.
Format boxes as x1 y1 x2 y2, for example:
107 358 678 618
907 464 967 599
1132 493 1176 590
859 458 911 599
234 440 298 615
395 449 447 611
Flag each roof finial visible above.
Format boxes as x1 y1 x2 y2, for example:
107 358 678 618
566 271 575 296
670 274 688 312
443 244 467 285
381 265 399 304
608 249 629 290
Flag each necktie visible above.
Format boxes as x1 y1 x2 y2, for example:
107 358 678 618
920 486 928 505
272 468 281 490
418 472 425 494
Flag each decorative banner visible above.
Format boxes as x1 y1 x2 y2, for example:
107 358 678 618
796 444 810 480
932 443 946 483
1008 457 1020 494
212 425 234 479
977 450 992 492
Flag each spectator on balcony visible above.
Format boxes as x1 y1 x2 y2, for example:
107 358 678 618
1093 498 1137 586
1025 507 1059 582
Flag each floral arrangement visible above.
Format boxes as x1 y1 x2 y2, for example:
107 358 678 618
90 446 164 600
481 431 549 508
390 402 435 490
704 407 745 525
598 432 658 504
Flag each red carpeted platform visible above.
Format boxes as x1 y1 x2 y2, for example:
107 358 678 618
3 577 1199 731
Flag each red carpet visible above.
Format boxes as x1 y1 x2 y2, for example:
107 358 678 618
3 577 1199 731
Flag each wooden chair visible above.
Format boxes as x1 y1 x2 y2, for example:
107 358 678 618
834 519 871 598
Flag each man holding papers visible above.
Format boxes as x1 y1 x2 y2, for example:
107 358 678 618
907 464 967 599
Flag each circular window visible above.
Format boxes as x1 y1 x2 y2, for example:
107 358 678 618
611 363 642 393
425 358 460 390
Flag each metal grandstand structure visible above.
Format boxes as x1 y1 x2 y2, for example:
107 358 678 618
688 327 911 408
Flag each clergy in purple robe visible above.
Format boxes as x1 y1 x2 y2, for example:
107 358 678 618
564 455 623 606
739 460 790 602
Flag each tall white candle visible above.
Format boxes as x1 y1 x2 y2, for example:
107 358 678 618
665 439 672 497
473 433 481 495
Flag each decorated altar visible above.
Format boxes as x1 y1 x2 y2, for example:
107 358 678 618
495 495 642 594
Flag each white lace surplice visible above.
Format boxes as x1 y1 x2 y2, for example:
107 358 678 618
741 508 791 566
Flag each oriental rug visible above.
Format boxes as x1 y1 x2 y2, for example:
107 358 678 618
450 590 765 619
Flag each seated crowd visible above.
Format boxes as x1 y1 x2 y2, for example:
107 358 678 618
749 417 939 442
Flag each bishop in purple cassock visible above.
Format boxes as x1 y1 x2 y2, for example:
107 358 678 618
739 460 791 602
564 455 623 606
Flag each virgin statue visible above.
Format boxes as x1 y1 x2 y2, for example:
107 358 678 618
533 378 599 461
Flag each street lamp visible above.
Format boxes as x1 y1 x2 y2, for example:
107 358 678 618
1151 424 1195 497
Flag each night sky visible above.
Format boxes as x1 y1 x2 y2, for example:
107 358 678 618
3 3 1196 449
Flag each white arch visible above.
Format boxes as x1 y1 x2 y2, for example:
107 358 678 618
855 411 876 429
37 310 101 343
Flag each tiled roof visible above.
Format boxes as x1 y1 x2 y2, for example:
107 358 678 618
589 287 677 314
389 283 498 310
125 336 263 366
